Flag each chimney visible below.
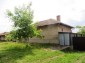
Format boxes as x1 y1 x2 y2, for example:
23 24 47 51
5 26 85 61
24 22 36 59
56 15 60 22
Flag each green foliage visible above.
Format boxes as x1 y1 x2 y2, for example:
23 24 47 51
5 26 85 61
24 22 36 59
5 31 17 41
5 34 12 41
6 3 41 42
76 26 85 35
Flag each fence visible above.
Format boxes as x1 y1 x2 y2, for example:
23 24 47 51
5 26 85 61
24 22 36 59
73 37 85 51
59 32 83 46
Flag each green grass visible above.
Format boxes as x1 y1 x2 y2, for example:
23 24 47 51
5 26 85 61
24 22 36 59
0 42 85 63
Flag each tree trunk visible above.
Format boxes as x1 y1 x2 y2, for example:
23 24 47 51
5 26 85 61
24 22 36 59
25 38 29 48
19 38 23 42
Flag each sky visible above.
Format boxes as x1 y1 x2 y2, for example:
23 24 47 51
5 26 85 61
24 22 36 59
0 0 85 33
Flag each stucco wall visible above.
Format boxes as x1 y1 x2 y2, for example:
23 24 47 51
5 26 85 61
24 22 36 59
58 25 72 32
29 24 72 44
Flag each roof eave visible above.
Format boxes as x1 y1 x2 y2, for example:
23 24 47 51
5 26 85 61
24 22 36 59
57 22 74 28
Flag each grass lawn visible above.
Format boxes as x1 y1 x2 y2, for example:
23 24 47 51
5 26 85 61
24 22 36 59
0 42 85 63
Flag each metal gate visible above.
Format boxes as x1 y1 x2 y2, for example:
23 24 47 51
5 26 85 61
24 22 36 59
73 37 85 51
59 33 70 46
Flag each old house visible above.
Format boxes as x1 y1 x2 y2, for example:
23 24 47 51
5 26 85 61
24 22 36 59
29 15 73 45
0 32 8 41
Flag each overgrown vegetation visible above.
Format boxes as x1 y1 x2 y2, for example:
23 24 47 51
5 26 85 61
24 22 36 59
0 42 85 63
76 26 85 35
6 3 42 42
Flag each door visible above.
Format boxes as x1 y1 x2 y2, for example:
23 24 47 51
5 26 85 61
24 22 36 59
64 34 70 45
59 34 64 45
59 33 70 46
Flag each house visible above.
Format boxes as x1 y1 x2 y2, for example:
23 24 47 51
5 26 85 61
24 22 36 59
0 32 8 41
29 15 73 45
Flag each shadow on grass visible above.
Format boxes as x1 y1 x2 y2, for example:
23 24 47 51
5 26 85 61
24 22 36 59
30 43 56 49
0 45 34 63
61 47 85 53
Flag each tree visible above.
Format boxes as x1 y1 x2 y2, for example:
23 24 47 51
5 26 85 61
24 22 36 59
6 3 41 42
76 26 85 35
5 30 17 41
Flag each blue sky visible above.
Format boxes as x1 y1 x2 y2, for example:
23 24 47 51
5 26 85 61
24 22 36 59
0 0 85 33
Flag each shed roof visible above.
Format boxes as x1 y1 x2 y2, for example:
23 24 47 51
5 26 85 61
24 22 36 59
0 32 9 36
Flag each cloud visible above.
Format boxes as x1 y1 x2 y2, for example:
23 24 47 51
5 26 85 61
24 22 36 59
0 0 85 33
